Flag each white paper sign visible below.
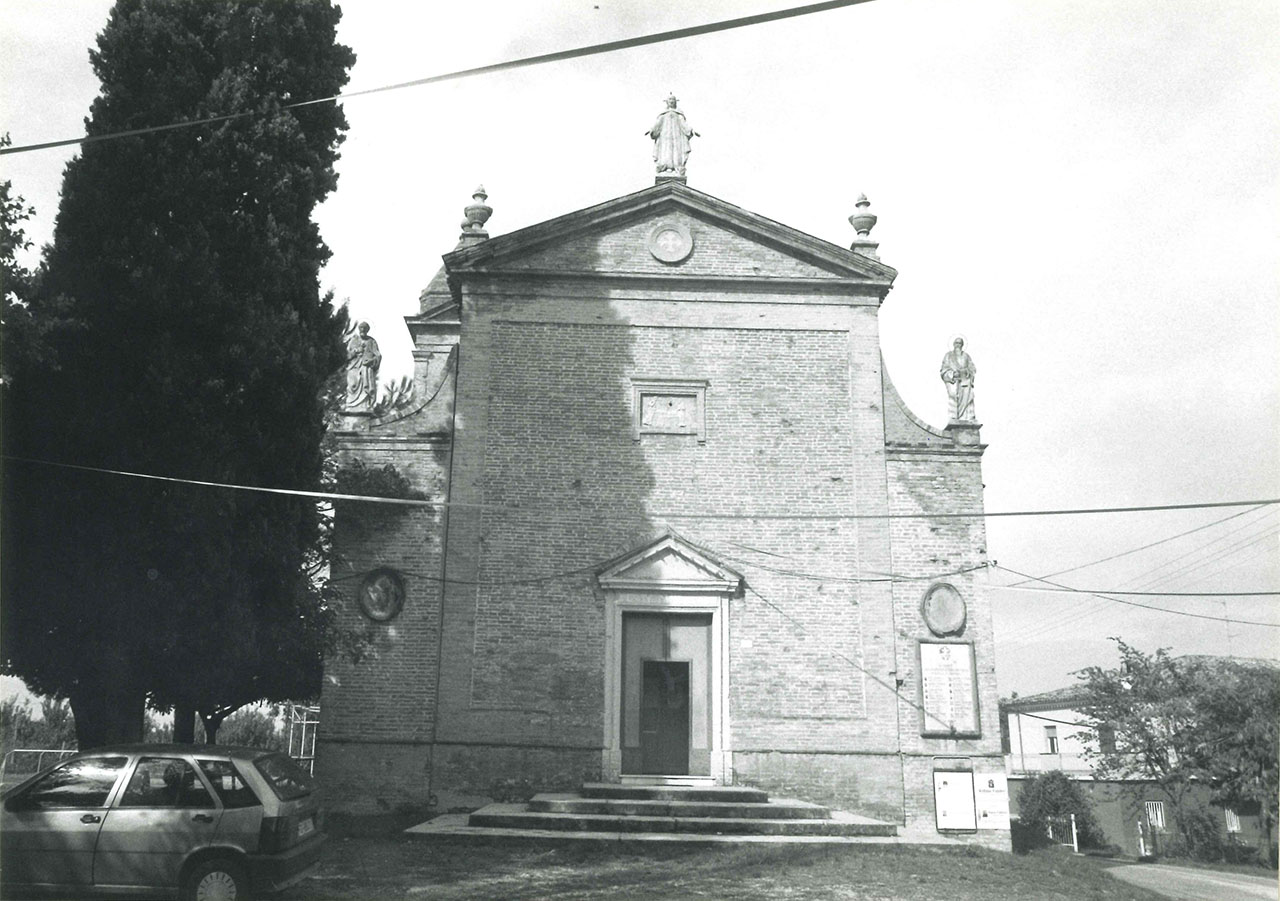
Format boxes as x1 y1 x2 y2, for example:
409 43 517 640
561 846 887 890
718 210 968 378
975 773 1011 830
933 771 977 831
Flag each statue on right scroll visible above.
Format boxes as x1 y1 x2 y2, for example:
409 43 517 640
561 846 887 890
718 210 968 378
648 94 697 178
940 337 977 422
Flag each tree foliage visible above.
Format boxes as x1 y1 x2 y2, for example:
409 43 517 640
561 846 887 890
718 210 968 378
1 0 355 748
1 136 80 387
1076 640 1280 855
0 696 79 755
1014 770 1106 852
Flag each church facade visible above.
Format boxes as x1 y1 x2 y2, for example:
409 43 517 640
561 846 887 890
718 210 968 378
317 141 1006 845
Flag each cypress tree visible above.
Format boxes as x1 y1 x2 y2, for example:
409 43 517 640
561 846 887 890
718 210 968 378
2 0 355 747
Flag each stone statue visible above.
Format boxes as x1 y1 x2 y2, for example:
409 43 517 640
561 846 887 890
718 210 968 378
940 337 977 422
346 321 381 411
648 94 697 178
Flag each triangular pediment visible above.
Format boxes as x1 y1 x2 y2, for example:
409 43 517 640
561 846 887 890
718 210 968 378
597 532 743 593
442 182 896 289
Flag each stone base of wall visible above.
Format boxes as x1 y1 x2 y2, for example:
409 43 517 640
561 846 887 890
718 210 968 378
315 740 433 815
901 755 1011 851
430 744 603 811
731 751 905 823
730 752 1009 850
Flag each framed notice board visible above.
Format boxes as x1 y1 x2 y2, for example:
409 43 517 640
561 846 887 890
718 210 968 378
933 757 977 833
918 640 980 738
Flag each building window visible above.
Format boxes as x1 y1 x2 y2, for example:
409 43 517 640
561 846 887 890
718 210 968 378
1224 808 1242 833
1145 800 1167 832
1044 725 1059 754
1098 723 1117 754
631 379 707 443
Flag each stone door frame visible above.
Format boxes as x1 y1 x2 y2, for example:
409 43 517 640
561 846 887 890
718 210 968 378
596 534 740 784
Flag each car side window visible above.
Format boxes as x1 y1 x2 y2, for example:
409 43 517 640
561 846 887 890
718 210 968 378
118 757 214 809
196 759 260 809
14 756 128 809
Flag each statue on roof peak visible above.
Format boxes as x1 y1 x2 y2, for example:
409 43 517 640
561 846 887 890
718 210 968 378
648 94 698 181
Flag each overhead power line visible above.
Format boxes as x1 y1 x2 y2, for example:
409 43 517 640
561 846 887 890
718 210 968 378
6 454 1278 521
0 0 877 157
996 586 1279 597
1004 505 1265 587
993 564 1280 629
657 497 1279 520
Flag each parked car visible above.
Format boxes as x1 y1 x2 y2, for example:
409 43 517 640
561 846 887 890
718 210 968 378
0 744 325 900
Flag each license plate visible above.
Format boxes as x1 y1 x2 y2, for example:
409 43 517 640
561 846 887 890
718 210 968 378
297 816 315 838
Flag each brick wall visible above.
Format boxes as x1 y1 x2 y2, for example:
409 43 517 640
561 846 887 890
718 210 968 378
318 191 1008 847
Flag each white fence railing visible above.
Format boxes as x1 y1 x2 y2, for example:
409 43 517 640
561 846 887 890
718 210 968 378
1047 814 1080 853
1 748 77 780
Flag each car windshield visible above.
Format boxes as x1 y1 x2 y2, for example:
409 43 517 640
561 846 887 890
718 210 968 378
253 753 315 801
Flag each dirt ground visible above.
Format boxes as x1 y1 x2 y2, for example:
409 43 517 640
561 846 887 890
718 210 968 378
282 820 1170 901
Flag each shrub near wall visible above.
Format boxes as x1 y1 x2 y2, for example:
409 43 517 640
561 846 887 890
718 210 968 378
1013 772 1106 853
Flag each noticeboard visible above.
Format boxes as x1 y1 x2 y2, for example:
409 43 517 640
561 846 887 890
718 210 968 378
975 773 1011 830
918 640 980 737
932 760 977 833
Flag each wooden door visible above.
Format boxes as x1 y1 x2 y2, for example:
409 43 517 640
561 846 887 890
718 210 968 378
640 660 690 775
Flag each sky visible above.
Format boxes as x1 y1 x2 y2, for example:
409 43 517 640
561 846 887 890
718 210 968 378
2 0 1277 705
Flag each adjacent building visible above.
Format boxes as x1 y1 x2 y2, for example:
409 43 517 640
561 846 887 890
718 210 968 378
1002 685 1271 858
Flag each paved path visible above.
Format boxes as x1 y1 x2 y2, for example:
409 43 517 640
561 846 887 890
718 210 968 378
1107 863 1276 900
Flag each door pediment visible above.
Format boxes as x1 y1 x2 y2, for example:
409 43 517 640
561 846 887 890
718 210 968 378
597 533 742 593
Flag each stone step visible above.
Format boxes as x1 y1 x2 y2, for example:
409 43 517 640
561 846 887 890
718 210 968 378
578 782 769 803
467 805 897 837
528 793 830 820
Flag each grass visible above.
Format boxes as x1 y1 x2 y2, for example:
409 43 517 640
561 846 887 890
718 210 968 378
284 820 1169 901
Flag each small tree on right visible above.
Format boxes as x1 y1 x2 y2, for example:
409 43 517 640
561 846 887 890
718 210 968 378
1076 640 1280 863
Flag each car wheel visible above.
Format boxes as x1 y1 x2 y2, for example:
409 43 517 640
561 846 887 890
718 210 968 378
182 857 250 901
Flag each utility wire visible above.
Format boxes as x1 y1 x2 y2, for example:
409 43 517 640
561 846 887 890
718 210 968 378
997 586 1279 598
1009 710 1091 728
0 0 877 157
1004 505 1264 587
1 455 484 509
1176 535 1279 590
1002 511 1278 644
655 498 1279 520
1128 522 1278 592
992 564 1280 628
713 552 988 586
743 584 963 731
7 454 1278 522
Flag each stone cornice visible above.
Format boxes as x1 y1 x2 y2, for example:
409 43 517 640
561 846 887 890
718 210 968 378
453 268 888 301
886 443 987 458
335 433 451 448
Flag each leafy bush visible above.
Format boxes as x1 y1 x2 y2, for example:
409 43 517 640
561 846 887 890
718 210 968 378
1164 806 1230 862
1015 772 1106 851
334 460 426 501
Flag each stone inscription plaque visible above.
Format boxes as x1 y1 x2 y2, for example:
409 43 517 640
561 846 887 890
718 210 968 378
640 393 698 433
919 641 979 736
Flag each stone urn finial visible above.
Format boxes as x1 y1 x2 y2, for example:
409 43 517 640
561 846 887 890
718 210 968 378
459 185 493 244
849 193 877 236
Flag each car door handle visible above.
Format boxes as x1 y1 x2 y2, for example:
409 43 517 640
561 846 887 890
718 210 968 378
80 814 101 824
192 813 214 823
